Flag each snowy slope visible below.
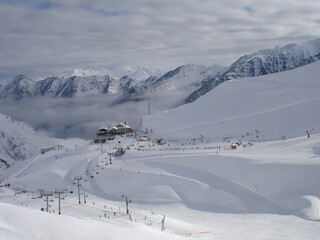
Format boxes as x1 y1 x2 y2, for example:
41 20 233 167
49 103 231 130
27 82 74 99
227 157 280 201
0 113 52 171
1 131 320 239
0 201 182 240
145 61 320 140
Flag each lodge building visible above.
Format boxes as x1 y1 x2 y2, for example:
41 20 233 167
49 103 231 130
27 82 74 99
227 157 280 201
93 123 133 144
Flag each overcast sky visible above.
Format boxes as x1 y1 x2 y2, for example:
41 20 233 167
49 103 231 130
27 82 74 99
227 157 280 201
1 0 320 81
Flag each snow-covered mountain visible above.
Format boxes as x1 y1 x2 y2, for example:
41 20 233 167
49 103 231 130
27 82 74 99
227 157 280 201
73 66 163 80
0 75 36 100
115 64 227 104
186 39 320 103
0 65 226 104
0 112 51 170
0 75 118 99
1 39 319 105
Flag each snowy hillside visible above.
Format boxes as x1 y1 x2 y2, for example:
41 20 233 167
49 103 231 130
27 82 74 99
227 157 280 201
0 113 52 171
1 132 320 239
146 61 320 140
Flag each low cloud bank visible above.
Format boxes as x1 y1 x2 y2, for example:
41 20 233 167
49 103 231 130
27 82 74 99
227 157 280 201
0 92 185 139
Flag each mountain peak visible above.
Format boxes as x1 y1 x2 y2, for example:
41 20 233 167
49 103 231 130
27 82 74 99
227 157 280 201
185 39 320 103
72 66 163 80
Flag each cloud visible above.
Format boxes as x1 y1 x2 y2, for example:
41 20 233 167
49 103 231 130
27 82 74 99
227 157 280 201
0 91 185 139
0 0 320 80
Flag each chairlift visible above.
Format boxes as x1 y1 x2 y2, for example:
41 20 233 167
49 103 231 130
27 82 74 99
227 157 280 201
96 172 99 174
84 178 88 182
49 199 54 202
21 189 27 193
90 175 94 178
69 190 74 194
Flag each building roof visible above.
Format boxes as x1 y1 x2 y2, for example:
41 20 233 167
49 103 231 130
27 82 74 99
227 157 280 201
116 123 132 129
108 127 118 132
98 126 108 131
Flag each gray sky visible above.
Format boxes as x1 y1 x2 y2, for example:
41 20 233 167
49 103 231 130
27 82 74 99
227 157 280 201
1 0 320 80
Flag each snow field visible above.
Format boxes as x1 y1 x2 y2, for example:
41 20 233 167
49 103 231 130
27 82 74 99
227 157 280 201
1 131 320 239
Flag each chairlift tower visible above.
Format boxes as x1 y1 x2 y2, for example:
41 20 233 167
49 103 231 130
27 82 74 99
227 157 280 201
148 98 151 115
161 215 166 231
38 188 44 198
73 176 83 204
55 189 65 215
43 191 53 212
121 194 132 214
81 192 88 204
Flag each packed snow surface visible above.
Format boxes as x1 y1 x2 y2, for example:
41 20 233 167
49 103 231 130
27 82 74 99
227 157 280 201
0 61 320 239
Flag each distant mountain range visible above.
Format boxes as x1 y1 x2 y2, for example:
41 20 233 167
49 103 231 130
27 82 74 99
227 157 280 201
185 39 320 103
73 66 163 80
1 39 319 104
